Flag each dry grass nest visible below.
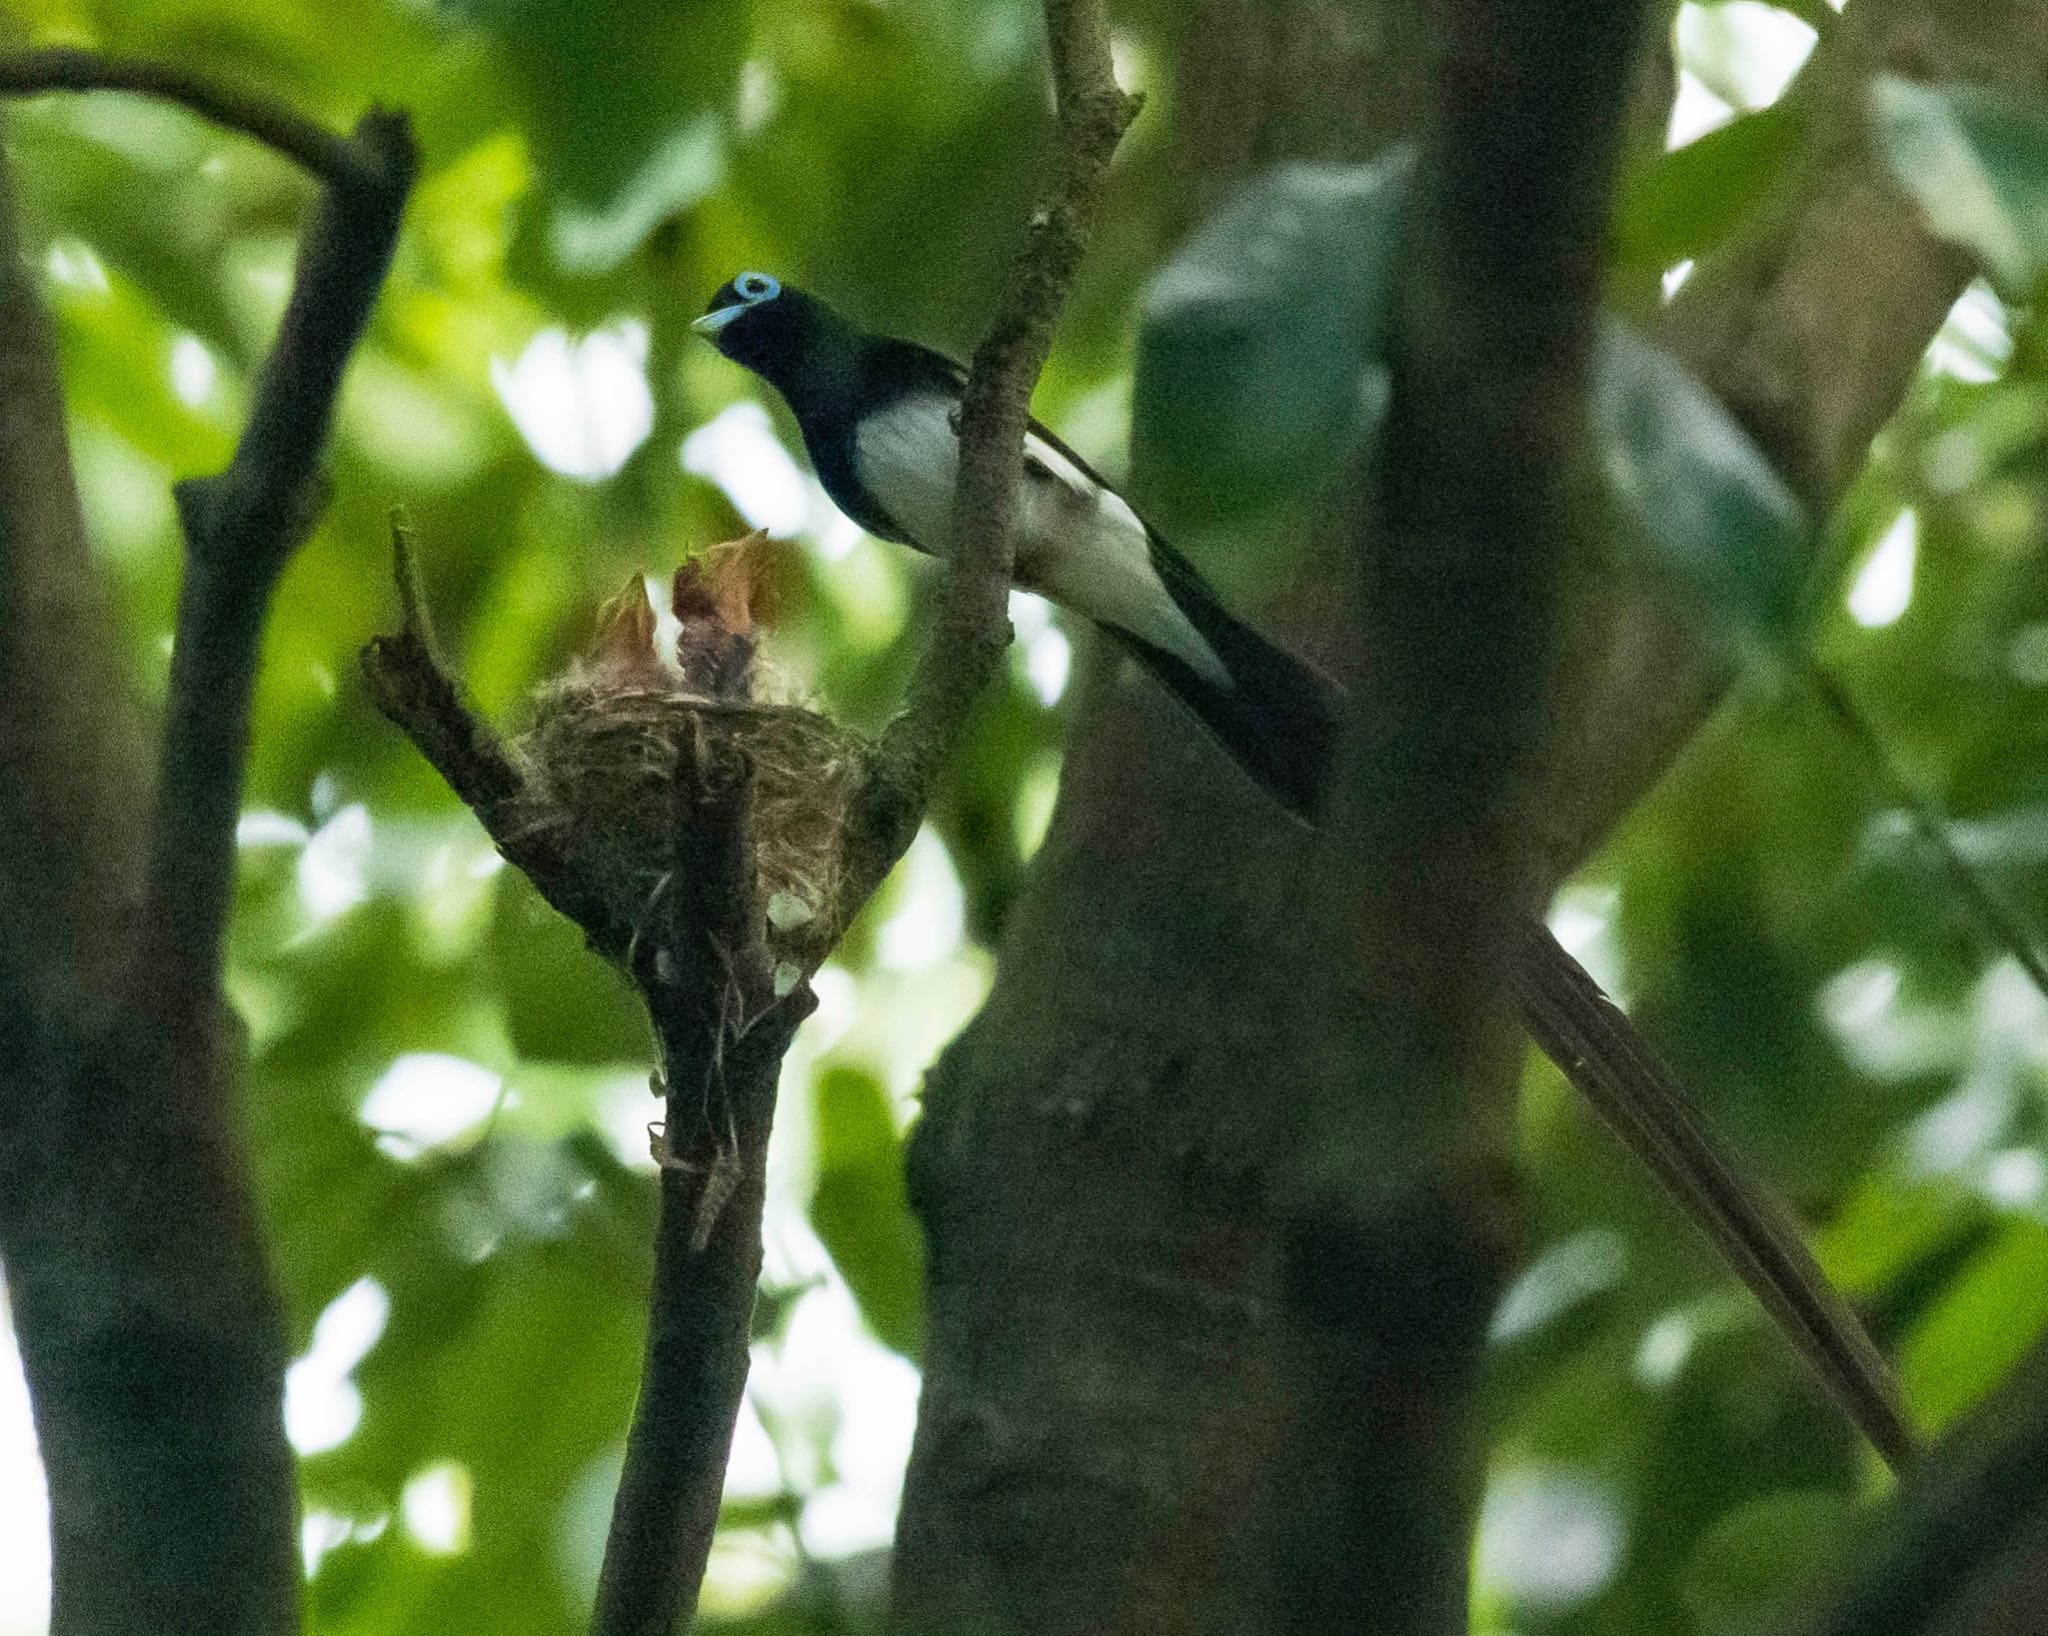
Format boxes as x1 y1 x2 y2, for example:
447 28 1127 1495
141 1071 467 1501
505 674 864 973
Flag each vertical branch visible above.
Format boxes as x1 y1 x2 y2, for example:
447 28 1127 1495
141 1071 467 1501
845 0 1139 894
1271 0 1650 1628
0 124 145 1027
0 68 416 1636
590 985 810 1636
133 108 416 1027
590 734 795 1636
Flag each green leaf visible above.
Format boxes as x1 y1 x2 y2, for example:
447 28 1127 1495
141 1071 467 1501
1870 75 2048 297
1612 101 1800 270
1131 150 1411 522
1593 316 1809 652
1682 1490 1858 1636
489 869 651 1067
547 112 724 276
455 0 744 275
808 1066 924 1360
1901 1220 2048 1431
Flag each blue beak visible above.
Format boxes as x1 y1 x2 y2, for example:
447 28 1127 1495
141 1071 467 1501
691 304 746 337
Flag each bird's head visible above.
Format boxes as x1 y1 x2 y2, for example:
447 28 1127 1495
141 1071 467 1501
693 271 805 372
693 273 865 411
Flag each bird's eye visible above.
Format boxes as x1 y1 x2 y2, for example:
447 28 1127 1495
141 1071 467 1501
736 272 780 302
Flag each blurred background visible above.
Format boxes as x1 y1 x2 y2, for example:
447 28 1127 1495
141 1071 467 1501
0 0 2043 1631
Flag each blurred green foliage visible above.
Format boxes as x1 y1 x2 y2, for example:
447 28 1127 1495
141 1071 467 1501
1873 74 2048 299
1 1 2047 1633
1132 151 1406 522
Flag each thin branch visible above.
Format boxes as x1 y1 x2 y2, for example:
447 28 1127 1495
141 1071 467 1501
592 729 769 1636
129 106 415 1027
1512 921 1921 1471
0 48 370 186
360 521 617 934
590 731 812 1634
1809 664 2048 1001
589 1046 781 1636
843 0 1140 905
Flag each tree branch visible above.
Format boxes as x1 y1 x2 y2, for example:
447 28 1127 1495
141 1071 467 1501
0 122 145 1033
1542 0 2048 881
129 107 414 1029
0 71 416 1636
1797 1333 2048 1635
0 48 372 186
1271 0 1650 1627
360 523 620 937
591 727 816 1636
843 0 1140 903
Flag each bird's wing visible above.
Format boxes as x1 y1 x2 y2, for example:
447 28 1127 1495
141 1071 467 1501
863 336 970 397
860 335 1123 494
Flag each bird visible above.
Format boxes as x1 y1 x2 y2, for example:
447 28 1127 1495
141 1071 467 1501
691 280 1924 1472
692 272 1339 819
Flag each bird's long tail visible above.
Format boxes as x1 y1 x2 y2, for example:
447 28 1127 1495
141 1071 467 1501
1096 548 1918 1467
1109 532 1341 820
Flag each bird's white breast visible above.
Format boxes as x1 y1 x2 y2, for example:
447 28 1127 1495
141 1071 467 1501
851 393 1228 685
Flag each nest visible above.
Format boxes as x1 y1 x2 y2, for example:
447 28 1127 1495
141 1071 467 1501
506 673 862 975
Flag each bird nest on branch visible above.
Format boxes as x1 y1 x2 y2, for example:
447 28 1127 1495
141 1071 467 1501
361 526 865 991
510 682 857 975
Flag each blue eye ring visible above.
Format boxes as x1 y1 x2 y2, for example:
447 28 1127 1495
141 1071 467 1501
735 272 780 303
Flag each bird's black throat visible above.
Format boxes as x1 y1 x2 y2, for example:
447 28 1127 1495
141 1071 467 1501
703 287 869 430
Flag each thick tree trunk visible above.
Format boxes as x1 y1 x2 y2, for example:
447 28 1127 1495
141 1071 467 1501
0 94 415 1636
892 8 1418 1632
0 140 301 1633
890 0 2033 1631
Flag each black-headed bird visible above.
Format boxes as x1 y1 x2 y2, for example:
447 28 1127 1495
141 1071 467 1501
693 272 1337 818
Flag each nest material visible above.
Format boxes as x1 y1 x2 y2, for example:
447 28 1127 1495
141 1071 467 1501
506 674 861 974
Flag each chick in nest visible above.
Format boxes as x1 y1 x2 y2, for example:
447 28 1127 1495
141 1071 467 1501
504 532 861 974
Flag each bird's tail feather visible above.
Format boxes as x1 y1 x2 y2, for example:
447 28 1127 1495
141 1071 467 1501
1112 534 1341 820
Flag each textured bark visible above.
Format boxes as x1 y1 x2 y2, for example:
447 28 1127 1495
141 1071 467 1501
0 87 415 1636
1267 0 1648 1626
591 771 802 1636
891 0 2039 1631
893 9 1415 1634
0 125 299 1636
0 127 145 1036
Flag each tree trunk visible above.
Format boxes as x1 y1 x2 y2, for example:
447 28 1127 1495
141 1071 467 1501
890 0 2030 1630
892 7 1426 1631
